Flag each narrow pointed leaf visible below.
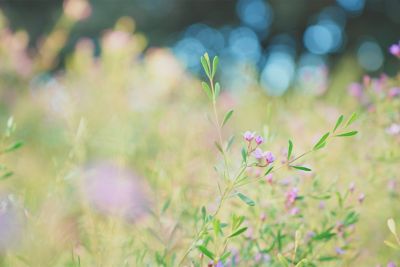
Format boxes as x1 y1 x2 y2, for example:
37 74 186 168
228 227 248 238
214 142 223 154
388 218 397 235
197 245 214 260
237 192 255 206
333 115 344 132
201 82 213 100
201 56 210 77
212 56 219 78
287 140 293 160
3 141 24 153
214 82 220 99
335 131 358 137
0 171 13 180
264 166 274 176
345 112 357 127
222 110 234 127
291 166 312 172
313 132 330 150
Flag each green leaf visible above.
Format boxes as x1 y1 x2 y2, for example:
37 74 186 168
287 140 293 160
201 82 213 100
313 132 329 150
204 53 210 66
308 194 331 200
3 141 24 153
318 256 339 262
232 215 245 230
295 259 309 267
345 112 357 127
201 56 210 77
241 147 247 163
313 230 336 241
213 219 221 236
385 240 400 250
237 192 255 206
197 245 214 260
343 211 359 226
226 136 235 151
333 115 344 132
0 171 13 180
161 198 171 214
214 82 221 99
214 142 223 154
228 227 248 238
201 206 207 222
291 166 312 172
277 254 290 267
222 110 234 127
388 218 397 236
335 131 358 137
220 251 231 261
212 56 219 78
264 166 274 176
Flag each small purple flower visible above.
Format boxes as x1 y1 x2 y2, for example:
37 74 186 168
252 148 264 160
348 83 363 98
255 135 264 145
388 179 397 192
335 247 345 255
387 262 397 267
264 151 275 164
389 43 400 58
265 173 273 184
388 87 400 98
81 162 150 221
243 131 255 142
349 182 355 193
289 207 300 215
358 193 365 204
363 75 371 87
215 261 224 267
386 123 400 136
285 187 298 207
318 201 325 210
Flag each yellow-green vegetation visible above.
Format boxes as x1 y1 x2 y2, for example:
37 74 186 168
0 9 399 267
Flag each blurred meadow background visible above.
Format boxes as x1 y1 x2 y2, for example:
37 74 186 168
0 0 399 266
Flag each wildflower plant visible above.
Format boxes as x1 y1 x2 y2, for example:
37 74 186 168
0 117 23 180
178 53 360 266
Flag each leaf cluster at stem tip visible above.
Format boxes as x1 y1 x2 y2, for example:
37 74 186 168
200 53 220 103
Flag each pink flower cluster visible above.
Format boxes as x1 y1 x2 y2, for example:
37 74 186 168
389 41 400 58
285 187 299 212
348 74 400 108
243 131 275 166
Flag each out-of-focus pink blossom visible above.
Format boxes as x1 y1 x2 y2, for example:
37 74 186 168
386 123 400 136
243 131 255 142
252 148 264 160
349 182 355 193
264 151 275 164
285 187 298 207
63 0 91 21
81 162 150 221
265 173 273 184
358 193 365 204
389 42 400 58
255 135 264 145
388 87 400 98
348 83 363 99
